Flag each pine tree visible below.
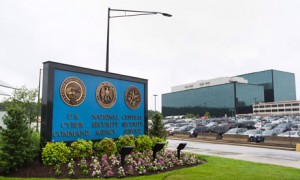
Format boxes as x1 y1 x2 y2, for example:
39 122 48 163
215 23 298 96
0 107 37 173
149 112 167 139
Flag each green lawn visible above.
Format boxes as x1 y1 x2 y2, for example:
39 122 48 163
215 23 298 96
127 155 300 180
1 155 299 180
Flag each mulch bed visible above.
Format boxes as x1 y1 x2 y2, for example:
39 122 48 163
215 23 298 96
1 159 205 179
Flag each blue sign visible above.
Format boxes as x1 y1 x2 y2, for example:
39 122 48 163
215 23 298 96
49 68 146 142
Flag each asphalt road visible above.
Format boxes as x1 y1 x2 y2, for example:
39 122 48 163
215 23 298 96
167 139 300 169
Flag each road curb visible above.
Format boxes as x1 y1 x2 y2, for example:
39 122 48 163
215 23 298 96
167 136 296 151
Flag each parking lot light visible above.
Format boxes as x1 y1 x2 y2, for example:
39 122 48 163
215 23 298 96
153 142 165 160
177 143 187 160
120 146 134 166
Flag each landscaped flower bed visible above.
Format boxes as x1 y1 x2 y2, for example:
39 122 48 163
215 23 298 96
3 149 203 178
1 136 204 178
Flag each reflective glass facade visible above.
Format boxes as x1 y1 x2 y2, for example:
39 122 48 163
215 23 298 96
162 70 296 117
238 70 296 102
162 83 264 117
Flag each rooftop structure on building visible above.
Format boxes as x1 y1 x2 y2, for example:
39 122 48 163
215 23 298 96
171 77 248 92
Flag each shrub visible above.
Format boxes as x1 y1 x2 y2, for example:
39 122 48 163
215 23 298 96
115 135 135 153
94 138 117 157
42 142 70 165
0 107 38 173
30 131 41 155
151 136 166 149
134 135 152 152
70 139 93 159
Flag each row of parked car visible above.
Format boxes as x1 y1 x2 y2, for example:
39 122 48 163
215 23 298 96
164 115 300 143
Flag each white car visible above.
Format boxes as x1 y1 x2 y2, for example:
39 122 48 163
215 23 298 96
166 127 175 136
278 131 300 137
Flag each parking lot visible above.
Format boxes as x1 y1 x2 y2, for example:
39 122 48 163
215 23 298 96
164 116 300 145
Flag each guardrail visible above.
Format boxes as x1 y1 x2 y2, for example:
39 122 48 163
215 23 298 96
222 134 249 143
171 132 300 148
264 136 300 147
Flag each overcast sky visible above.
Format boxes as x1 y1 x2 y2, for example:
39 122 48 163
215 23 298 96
1 0 300 112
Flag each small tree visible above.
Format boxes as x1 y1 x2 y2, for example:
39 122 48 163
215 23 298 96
148 112 167 139
0 107 38 173
4 86 38 127
204 111 211 118
186 113 195 118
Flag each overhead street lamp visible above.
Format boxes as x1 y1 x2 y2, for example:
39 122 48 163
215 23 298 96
106 8 172 72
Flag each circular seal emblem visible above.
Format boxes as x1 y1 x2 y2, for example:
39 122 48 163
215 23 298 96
96 82 117 108
125 86 142 110
60 77 86 106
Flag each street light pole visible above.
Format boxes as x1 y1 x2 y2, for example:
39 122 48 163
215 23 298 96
36 68 42 132
106 8 111 73
105 8 172 72
233 81 237 121
153 94 157 112
230 80 238 126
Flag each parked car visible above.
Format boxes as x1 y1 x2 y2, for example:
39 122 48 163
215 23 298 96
166 127 175 136
174 124 194 133
209 124 230 134
278 131 300 137
194 119 210 126
238 120 256 129
254 128 283 143
224 128 247 135
243 129 263 142
254 134 264 143
261 123 278 131
291 124 300 131
262 129 283 137
274 123 291 132
189 126 207 137
164 123 175 129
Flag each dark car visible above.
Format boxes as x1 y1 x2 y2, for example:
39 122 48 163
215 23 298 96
243 129 263 142
254 129 282 143
291 124 300 131
189 126 207 137
209 124 230 139
238 120 256 129
261 123 278 131
274 123 291 132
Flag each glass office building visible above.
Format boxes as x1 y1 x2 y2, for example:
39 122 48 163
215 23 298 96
238 70 296 102
162 70 296 117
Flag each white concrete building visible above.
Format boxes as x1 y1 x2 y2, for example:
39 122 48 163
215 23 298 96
171 77 248 92
253 100 300 116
